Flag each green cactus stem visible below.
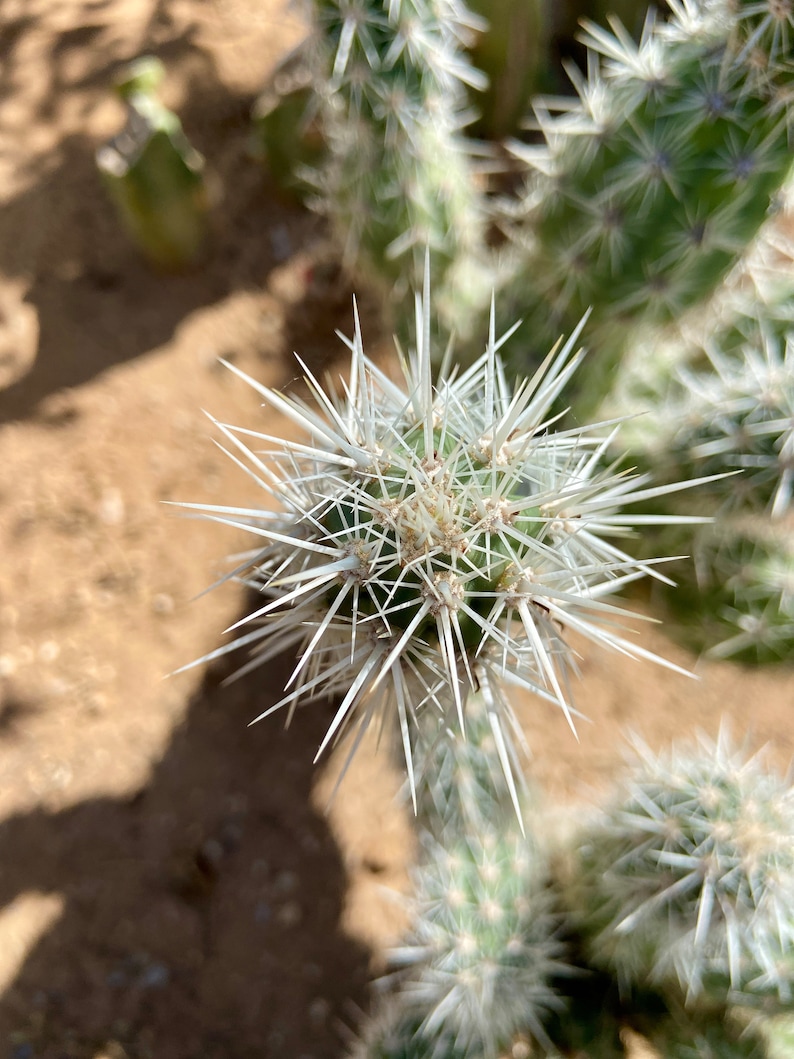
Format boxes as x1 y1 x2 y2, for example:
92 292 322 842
97 56 208 271
499 0 794 407
567 731 794 1011
303 0 492 341
355 691 565 1059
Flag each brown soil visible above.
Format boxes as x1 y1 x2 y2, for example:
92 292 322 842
0 2 792 1058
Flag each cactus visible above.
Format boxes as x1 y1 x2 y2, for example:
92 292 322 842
96 56 208 270
302 0 492 339
387 825 563 1057
646 1012 771 1058
353 690 565 1059
176 285 713 812
498 0 794 396
176 1 794 1053
567 731 794 1011
686 517 794 663
609 277 794 662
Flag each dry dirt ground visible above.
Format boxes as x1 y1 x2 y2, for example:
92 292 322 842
0 2 792 1057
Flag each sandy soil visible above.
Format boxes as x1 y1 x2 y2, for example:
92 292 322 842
0 2 792 1057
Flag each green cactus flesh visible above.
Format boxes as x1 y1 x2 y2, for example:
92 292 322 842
569 732 794 1009
502 0 794 386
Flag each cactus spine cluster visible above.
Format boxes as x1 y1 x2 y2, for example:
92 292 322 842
177 290 708 806
568 732 794 1011
303 0 490 337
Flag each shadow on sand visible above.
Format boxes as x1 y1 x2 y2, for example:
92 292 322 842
0 627 373 1059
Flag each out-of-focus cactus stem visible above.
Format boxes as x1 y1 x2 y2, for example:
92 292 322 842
97 56 208 271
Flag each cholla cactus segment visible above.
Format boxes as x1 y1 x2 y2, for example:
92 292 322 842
622 316 794 521
96 56 207 271
501 0 794 384
569 731 794 1009
412 682 531 833
700 517 794 662
177 289 705 804
390 824 564 1057
304 0 491 339
655 515 794 663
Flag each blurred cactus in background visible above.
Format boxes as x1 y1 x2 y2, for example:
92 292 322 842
567 732 794 1012
610 241 794 661
251 46 326 197
295 0 493 341
97 56 208 270
499 0 794 399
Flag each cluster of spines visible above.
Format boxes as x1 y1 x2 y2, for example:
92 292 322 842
499 0 794 388
352 689 564 1059
566 731 794 1013
630 315 794 519
303 0 490 336
686 517 794 663
179 291 710 811
614 288 794 662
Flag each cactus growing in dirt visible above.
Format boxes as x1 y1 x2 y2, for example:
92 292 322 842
624 312 794 520
568 731 794 1011
680 516 794 663
178 0 794 1053
97 56 208 270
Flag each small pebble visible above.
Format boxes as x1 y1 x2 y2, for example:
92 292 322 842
200 838 225 868
99 488 125 525
277 901 302 927
139 962 169 989
254 901 272 924
152 593 175 616
270 224 292 261
274 869 298 894
38 640 60 663
308 997 330 1026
